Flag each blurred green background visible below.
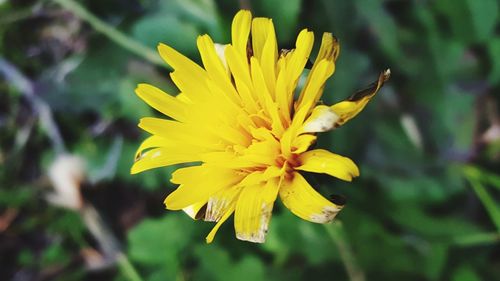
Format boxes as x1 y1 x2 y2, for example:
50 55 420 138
1 0 500 280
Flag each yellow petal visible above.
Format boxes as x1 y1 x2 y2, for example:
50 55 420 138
169 69 209 102
279 127 296 159
138 117 176 138
330 69 391 127
165 165 243 210
206 203 235 243
197 35 228 79
301 105 339 133
157 43 206 79
200 151 261 169
296 149 359 181
276 29 314 124
239 139 281 166
316 32 340 62
238 166 282 187
234 178 280 243
251 17 270 60
294 33 338 121
293 59 335 125
214 43 229 71
285 29 314 85
250 57 284 135
260 22 278 96
197 35 240 105
130 147 199 174
175 93 192 104
225 45 259 113
134 135 168 160
291 134 317 154
251 17 278 69
206 186 243 222
250 126 276 142
275 64 292 124
231 10 252 58
138 117 224 150
279 172 343 223
135 84 188 121
183 201 207 220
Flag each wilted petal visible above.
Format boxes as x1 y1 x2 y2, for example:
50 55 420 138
280 172 344 223
302 69 390 133
330 69 391 127
234 178 280 243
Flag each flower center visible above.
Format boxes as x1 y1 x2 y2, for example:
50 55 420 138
275 153 301 181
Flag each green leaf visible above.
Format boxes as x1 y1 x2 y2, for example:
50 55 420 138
193 245 267 281
442 91 475 151
452 232 500 247
263 209 340 266
342 210 419 274
41 243 71 268
436 0 499 43
465 175 500 232
47 211 87 246
466 0 499 42
128 215 196 267
452 266 482 281
389 203 480 237
17 249 35 267
0 186 33 207
354 0 403 61
116 78 153 122
132 15 200 56
487 38 500 84
157 0 223 41
47 42 129 114
424 243 448 280
381 175 448 203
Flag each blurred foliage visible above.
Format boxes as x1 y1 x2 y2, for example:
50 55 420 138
1 0 500 280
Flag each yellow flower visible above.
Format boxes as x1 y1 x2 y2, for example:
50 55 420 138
131 10 389 243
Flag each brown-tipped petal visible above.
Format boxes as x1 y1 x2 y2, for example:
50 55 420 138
329 194 347 206
302 69 390 133
205 186 242 222
280 172 344 223
301 105 340 133
330 69 390 127
206 204 235 244
234 179 280 243
183 202 207 220
165 166 243 210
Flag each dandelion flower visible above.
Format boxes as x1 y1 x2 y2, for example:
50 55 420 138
132 10 390 243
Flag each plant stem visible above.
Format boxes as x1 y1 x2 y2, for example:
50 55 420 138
464 165 500 191
81 205 144 281
51 0 165 67
117 253 145 281
324 222 365 281
464 172 500 232
0 57 65 154
452 232 500 247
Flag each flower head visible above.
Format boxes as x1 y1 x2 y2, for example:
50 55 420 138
132 10 389 243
